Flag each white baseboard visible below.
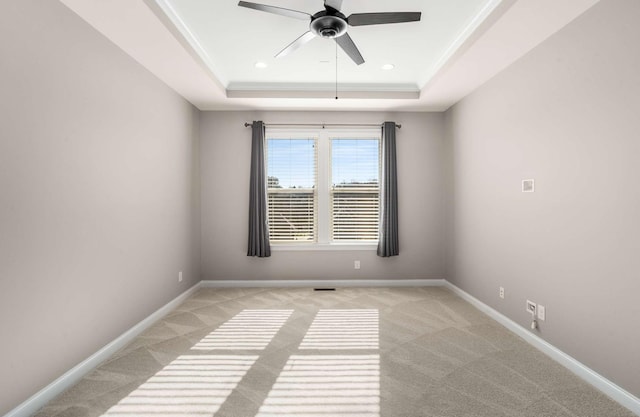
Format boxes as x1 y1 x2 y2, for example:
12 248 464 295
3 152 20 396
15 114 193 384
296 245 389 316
200 278 445 288
5 282 202 417
444 282 640 416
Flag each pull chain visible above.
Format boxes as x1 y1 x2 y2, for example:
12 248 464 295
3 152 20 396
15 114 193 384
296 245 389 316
335 41 338 100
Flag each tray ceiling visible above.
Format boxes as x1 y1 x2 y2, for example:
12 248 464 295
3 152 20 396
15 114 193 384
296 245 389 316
59 0 600 111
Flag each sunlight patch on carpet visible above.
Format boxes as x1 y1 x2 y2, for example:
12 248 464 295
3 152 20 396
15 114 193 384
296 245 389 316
192 309 293 350
101 355 258 416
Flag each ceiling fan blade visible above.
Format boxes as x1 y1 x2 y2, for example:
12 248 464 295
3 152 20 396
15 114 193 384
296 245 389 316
335 33 364 65
275 31 316 58
324 0 343 12
238 1 311 21
347 12 421 26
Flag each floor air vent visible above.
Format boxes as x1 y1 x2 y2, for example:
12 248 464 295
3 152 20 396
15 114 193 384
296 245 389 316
314 288 336 291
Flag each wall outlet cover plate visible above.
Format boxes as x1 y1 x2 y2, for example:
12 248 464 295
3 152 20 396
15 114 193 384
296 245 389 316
526 300 537 315
537 305 546 320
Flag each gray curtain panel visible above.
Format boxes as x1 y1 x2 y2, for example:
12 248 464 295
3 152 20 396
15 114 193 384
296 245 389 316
247 121 271 257
377 121 399 257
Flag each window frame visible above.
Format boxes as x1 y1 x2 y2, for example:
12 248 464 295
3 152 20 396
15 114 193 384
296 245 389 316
266 127 381 251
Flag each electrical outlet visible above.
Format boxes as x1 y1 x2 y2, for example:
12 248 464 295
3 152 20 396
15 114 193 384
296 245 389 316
354 260 361 270
526 300 537 316
537 305 545 321
178 271 183 283
499 287 505 299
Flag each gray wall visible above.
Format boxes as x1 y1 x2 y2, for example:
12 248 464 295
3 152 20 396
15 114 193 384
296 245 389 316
0 1 200 414
445 0 640 397
200 111 446 281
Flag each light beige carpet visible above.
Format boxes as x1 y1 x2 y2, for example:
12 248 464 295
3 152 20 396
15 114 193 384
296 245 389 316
35 287 635 417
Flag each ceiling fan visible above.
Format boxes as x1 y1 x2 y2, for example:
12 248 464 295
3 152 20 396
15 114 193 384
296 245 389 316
238 0 421 65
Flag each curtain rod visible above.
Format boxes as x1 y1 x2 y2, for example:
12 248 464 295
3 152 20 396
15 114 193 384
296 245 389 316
243 122 401 129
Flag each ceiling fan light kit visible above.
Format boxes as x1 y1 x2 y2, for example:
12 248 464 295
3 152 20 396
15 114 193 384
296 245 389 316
238 0 421 65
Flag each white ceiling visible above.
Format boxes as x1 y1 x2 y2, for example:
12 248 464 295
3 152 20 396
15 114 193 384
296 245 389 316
157 0 497 91
59 0 600 111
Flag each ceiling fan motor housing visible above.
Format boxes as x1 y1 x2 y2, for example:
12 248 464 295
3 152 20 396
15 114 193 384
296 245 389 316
310 11 347 38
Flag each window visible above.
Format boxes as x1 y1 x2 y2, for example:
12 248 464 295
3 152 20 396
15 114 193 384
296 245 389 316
331 139 380 241
266 128 381 247
266 136 317 243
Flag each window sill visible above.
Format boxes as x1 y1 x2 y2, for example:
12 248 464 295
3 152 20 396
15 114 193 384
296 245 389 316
270 243 378 251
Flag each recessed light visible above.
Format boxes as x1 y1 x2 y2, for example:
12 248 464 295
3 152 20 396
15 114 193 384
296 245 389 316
255 61 268 69
381 64 395 70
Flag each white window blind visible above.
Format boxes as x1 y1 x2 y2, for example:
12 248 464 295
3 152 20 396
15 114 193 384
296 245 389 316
330 138 380 241
266 137 318 242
